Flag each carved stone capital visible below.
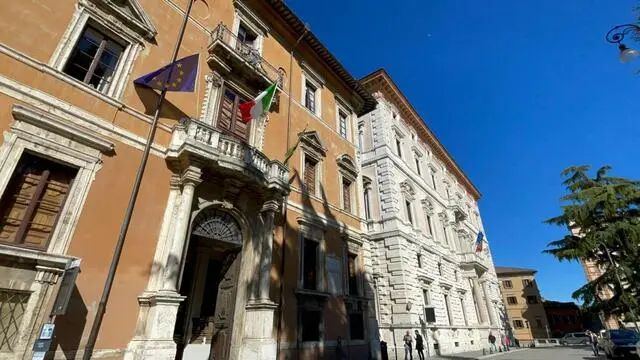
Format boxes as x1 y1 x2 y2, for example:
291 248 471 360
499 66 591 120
260 199 280 214
169 174 182 190
206 71 224 87
35 265 64 285
180 166 202 186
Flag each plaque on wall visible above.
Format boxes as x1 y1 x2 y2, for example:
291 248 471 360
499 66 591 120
326 255 343 295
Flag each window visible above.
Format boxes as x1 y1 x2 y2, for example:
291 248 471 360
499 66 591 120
536 318 543 328
342 178 352 213
0 152 78 250
445 187 451 200
0 289 30 351
415 157 421 176
425 214 433 235
363 187 371 221
405 200 413 225
523 279 533 287
526 296 538 304
443 294 451 325
303 156 318 195
347 254 359 296
442 224 449 246
302 238 319 290
507 296 518 305
430 171 437 190
304 81 317 114
395 138 402 158
236 23 257 50
513 320 524 329
454 270 459 282
423 288 431 306
417 253 422 268
460 298 468 325
217 87 250 141
503 280 513 289
63 26 124 93
338 111 348 139
437 262 443 276
357 123 364 151
301 309 322 341
349 312 364 340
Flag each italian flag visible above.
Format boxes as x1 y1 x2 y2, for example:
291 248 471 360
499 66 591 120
239 82 278 123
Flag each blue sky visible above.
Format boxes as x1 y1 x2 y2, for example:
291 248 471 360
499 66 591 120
286 0 640 302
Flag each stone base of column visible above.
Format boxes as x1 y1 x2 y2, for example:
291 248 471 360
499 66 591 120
124 291 185 360
238 299 278 360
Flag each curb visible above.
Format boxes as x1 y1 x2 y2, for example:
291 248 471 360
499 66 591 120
474 348 531 359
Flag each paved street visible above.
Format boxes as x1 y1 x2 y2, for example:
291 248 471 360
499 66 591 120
434 346 611 360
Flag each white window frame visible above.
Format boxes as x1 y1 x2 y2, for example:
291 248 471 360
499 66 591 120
301 63 324 118
49 0 154 100
297 217 327 292
301 152 322 198
298 131 327 198
336 107 350 141
337 155 358 215
231 1 267 55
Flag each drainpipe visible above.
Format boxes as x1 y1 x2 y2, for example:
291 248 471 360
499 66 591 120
275 24 309 360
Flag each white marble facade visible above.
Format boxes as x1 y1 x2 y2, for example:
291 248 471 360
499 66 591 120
358 87 505 357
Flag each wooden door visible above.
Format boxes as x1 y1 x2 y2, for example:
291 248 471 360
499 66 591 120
216 87 249 142
209 252 240 360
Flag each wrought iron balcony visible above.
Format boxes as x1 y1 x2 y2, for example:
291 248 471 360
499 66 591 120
208 24 284 90
167 118 289 194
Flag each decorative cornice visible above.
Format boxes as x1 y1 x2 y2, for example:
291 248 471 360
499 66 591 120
11 104 115 153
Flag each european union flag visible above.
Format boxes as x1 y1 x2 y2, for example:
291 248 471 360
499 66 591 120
134 54 199 92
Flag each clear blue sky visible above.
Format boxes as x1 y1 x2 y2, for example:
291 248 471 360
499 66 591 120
286 0 640 302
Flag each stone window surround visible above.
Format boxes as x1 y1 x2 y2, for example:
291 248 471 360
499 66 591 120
421 198 435 238
343 232 364 297
296 216 327 292
299 131 327 198
0 104 110 357
199 72 267 151
300 63 324 118
337 154 357 215
231 0 267 55
48 0 155 100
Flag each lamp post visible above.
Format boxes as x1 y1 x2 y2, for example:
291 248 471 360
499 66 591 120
605 24 640 63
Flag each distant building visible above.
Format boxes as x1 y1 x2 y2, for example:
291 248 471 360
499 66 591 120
579 258 620 329
496 267 549 345
543 301 582 337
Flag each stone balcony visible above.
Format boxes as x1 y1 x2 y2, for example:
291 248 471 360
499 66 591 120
459 252 488 274
166 118 289 194
208 24 284 91
448 199 468 222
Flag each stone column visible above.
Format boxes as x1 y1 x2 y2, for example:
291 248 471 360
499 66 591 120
481 280 498 326
257 200 279 302
163 166 201 292
472 277 489 325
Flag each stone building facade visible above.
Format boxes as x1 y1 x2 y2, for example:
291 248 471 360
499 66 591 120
496 267 549 345
357 70 505 357
0 0 380 359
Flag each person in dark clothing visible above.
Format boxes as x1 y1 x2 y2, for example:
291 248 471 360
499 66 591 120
414 330 425 360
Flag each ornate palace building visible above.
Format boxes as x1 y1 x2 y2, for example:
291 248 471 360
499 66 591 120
358 70 505 356
0 0 379 359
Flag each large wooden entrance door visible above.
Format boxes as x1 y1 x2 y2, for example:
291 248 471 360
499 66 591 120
209 252 240 360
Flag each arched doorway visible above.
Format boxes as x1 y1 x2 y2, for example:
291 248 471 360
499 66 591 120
174 208 243 360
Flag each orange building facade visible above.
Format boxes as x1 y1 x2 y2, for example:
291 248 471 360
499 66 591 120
0 1 379 359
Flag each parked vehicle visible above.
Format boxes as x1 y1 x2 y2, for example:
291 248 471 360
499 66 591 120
561 332 590 346
600 329 640 358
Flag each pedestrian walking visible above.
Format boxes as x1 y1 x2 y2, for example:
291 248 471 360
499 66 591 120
336 336 346 359
504 334 511 350
488 332 498 352
586 330 599 356
414 330 425 360
403 330 413 360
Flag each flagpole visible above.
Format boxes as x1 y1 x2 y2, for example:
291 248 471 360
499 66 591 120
82 1 196 358
275 25 308 360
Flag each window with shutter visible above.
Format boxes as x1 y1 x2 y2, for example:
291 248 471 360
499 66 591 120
303 157 317 195
217 87 249 142
342 179 351 212
0 153 77 250
304 81 317 113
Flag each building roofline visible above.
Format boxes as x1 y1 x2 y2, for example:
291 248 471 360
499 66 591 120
264 0 377 116
495 266 538 275
360 68 481 200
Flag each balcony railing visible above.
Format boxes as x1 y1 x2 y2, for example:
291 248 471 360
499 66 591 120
209 24 284 88
169 118 289 190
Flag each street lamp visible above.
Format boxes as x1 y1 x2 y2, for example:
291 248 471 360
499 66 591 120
606 24 640 63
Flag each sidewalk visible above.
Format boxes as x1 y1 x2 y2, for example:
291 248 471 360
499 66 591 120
431 347 529 360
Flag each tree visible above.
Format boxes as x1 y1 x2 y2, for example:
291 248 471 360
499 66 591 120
544 165 640 324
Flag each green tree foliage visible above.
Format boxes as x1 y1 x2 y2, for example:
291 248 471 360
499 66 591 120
545 165 640 321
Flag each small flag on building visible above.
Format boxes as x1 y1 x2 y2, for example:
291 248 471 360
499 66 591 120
133 54 199 92
475 231 484 253
238 82 278 123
